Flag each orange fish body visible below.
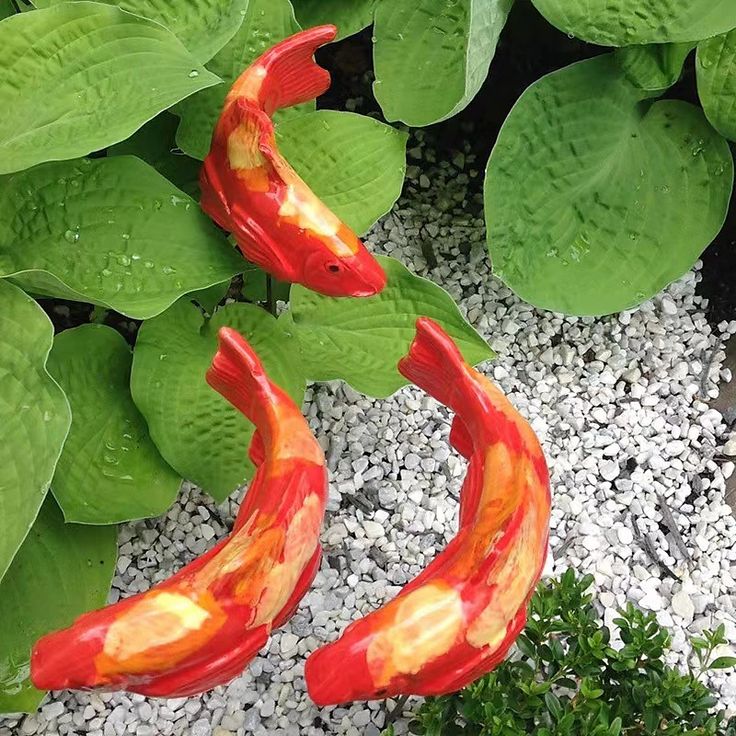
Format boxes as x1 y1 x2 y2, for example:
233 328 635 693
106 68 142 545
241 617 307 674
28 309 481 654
200 26 387 297
31 328 327 697
305 318 551 704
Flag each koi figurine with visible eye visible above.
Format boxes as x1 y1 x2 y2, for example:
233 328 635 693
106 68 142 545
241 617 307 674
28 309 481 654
305 318 551 704
200 26 387 297
31 328 327 697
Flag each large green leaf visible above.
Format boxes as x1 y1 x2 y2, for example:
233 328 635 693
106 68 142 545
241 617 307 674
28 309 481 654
277 111 407 235
32 0 250 64
698 30 736 142
0 497 116 714
1 156 244 320
291 0 376 40
0 2 220 175
484 55 733 316
531 0 736 46
175 0 306 160
283 256 493 398
108 112 202 198
615 43 695 92
0 281 70 585
373 0 514 127
131 301 305 501
0 0 15 19
48 325 181 525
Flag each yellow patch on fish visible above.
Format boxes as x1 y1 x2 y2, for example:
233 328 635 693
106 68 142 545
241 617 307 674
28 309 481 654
271 411 326 466
227 122 270 192
366 582 464 687
98 591 224 675
226 65 267 106
252 494 322 626
466 492 544 649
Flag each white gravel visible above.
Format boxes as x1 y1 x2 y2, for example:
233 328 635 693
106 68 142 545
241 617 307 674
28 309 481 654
3 127 736 736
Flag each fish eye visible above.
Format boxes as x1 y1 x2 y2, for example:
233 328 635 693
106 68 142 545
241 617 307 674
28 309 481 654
326 262 341 273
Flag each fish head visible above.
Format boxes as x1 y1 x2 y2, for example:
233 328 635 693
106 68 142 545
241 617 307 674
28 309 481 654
299 236 387 297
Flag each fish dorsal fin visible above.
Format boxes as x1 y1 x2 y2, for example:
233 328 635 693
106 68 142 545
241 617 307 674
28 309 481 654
226 99 281 185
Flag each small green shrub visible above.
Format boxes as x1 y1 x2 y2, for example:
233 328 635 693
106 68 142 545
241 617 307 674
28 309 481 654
402 570 736 736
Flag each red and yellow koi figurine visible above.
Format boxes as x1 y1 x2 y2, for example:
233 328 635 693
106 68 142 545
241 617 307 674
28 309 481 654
305 318 551 704
31 328 327 697
199 26 387 297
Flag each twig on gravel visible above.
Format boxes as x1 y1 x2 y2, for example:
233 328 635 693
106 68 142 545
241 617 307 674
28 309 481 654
657 492 693 568
633 518 680 581
384 695 410 729
698 340 722 398
553 530 576 560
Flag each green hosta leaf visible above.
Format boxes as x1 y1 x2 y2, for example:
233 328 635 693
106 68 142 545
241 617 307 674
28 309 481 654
373 0 514 126
484 55 733 316
277 111 408 235
0 281 71 584
1 156 244 320
32 0 249 64
0 497 116 714
291 0 376 40
531 0 736 46
616 43 695 92
175 0 307 160
0 2 220 175
131 301 305 501
284 255 493 397
48 325 181 525
698 30 736 142
108 112 202 198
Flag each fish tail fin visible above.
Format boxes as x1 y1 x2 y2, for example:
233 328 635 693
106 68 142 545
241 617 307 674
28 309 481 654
206 327 276 439
399 317 479 416
255 26 337 114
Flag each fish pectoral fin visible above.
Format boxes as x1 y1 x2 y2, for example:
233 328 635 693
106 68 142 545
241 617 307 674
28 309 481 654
230 210 293 277
449 415 474 459
249 429 266 467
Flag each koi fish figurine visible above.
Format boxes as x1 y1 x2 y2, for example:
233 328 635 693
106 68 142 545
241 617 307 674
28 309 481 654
200 26 387 297
31 327 327 697
305 318 551 704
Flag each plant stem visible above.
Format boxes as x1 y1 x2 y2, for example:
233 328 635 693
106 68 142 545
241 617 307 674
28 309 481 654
266 274 276 316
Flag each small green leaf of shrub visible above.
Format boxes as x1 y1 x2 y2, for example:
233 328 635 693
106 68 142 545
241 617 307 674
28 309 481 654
32 0 249 64
0 156 244 320
131 300 305 501
0 2 220 174
484 54 734 316
373 0 514 127
0 497 116 714
0 281 70 584
277 111 408 235
291 0 376 40
284 256 493 398
47 325 181 525
409 571 736 736
697 30 736 142
530 0 736 46
108 112 202 198
174 0 305 160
